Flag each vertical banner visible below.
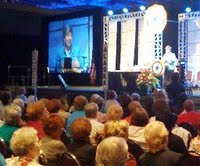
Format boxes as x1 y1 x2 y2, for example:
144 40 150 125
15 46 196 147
32 50 39 101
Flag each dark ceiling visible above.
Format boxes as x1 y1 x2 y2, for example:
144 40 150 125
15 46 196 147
0 0 199 15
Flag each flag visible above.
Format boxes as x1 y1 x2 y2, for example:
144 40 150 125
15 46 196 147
90 58 96 85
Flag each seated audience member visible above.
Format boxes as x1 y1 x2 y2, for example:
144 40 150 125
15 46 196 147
150 99 170 122
189 123 200 154
0 105 21 148
139 121 183 166
152 101 191 148
107 105 123 121
128 107 149 151
156 112 187 153
179 123 200 166
143 95 154 118
90 94 100 103
104 120 129 139
66 95 88 135
41 140 68 166
124 101 142 124
96 137 129 166
93 97 107 123
153 89 169 102
13 98 26 121
6 127 41 166
58 95 70 121
0 152 6 166
68 117 96 166
26 88 38 104
13 98 25 112
84 102 104 145
105 90 119 111
15 87 28 104
173 92 188 115
117 92 133 119
0 91 12 120
26 101 48 139
103 120 137 165
46 98 63 113
177 99 200 126
41 114 64 144
166 72 185 106
131 93 141 102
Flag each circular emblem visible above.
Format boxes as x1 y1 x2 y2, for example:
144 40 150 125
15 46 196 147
152 60 165 77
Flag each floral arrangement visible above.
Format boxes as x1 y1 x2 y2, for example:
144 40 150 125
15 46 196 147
136 68 159 89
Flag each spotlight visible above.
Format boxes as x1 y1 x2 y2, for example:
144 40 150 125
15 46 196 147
123 8 128 13
185 7 191 13
108 10 114 15
140 5 146 11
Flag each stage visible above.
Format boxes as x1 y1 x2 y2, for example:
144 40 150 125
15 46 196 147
31 86 105 103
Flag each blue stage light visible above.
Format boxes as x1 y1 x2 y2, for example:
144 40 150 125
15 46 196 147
123 8 128 13
108 10 114 15
140 5 146 11
185 7 191 13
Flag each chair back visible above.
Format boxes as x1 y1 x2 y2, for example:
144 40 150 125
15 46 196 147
59 152 81 166
38 151 47 165
60 128 71 147
178 122 198 138
179 151 200 166
127 139 144 162
0 138 6 157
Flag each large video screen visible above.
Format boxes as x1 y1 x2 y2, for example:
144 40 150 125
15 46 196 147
48 16 93 73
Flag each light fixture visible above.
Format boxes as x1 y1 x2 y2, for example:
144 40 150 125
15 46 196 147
140 5 146 11
185 7 191 13
145 4 167 33
108 10 114 15
123 8 128 13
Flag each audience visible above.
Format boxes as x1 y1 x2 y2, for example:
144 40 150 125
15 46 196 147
106 104 123 121
0 91 12 120
128 107 149 151
156 112 187 153
92 96 107 123
41 113 64 144
0 104 21 148
15 87 28 104
177 99 200 126
150 99 170 122
166 72 185 106
143 95 154 118
189 123 200 154
139 121 183 166
7 127 41 166
105 90 119 111
1 85 200 166
84 102 104 145
96 137 128 166
117 92 133 119
103 120 137 165
68 117 96 166
66 95 88 135
125 101 142 124
131 92 141 102
26 101 48 139
41 140 68 166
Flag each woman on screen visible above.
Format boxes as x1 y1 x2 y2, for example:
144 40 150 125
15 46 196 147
56 25 81 73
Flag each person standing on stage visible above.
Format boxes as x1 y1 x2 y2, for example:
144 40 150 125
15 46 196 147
162 45 178 85
56 25 80 73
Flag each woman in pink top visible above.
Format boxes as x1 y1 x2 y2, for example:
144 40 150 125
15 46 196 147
26 100 49 139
